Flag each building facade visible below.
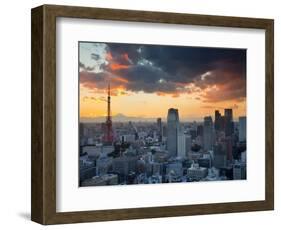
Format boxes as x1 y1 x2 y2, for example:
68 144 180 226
239 116 247 142
203 116 214 151
167 108 179 156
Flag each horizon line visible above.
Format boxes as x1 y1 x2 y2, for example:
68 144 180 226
80 114 246 122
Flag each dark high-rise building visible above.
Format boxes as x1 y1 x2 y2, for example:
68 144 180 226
197 125 203 137
162 125 167 137
214 110 225 132
238 116 246 142
225 109 233 120
203 116 214 151
167 108 179 156
213 143 227 168
222 136 233 161
157 118 163 142
189 129 197 140
215 110 222 131
224 108 234 137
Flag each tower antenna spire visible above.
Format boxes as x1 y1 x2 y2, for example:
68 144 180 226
103 82 113 144
107 82 111 118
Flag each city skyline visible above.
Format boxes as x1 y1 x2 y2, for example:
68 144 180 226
80 112 243 123
79 106 247 186
79 42 246 120
79 42 247 187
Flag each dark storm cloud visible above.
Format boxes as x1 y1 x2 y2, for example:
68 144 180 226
106 43 141 64
80 42 246 102
80 65 184 95
121 65 183 94
134 45 246 83
79 61 95 71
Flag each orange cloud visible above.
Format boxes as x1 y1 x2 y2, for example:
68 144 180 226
172 93 180 98
110 63 130 70
156 92 167 96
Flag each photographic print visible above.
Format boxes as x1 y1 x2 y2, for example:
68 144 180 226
31 5 274 224
79 42 247 187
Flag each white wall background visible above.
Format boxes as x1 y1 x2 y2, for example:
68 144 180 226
0 0 279 229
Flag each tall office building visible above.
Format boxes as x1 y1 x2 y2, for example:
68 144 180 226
162 125 167 138
224 108 234 137
238 116 246 142
213 143 227 168
224 108 233 120
214 110 222 131
177 131 192 158
167 108 179 156
197 124 203 137
177 131 186 158
157 118 163 142
214 110 225 132
222 136 233 161
185 134 192 154
203 116 214 151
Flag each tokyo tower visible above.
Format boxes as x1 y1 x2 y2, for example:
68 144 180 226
103 83 114 144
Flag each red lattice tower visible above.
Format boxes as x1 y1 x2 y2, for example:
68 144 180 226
103 83 114 144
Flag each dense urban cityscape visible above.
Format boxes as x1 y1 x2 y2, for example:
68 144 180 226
79 84 247 187
79 42 247 187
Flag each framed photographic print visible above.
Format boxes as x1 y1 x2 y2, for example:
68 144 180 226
31 4 274 225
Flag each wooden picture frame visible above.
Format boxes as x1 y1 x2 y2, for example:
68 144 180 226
31 4 274 225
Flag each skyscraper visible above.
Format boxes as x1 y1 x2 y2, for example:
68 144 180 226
213 143 227 168
222 136 233 162
167 108 179 156
224 108 234 137
239 116 246 142
177 133 192 158
185 134 192 154
203 116 214 151
157 118 163 142
224 108 233 119
197 124 203 137
177 132 186 158
214 110 223 131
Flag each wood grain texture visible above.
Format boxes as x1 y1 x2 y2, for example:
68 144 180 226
31 6 44 224
31 4 274 225
265 20 274 210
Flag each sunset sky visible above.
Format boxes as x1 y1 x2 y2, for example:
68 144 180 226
79 42 246 122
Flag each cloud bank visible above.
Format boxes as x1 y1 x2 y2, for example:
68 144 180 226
80 42 246 103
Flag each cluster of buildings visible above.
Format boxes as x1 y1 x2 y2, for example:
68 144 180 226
79 107 247 187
